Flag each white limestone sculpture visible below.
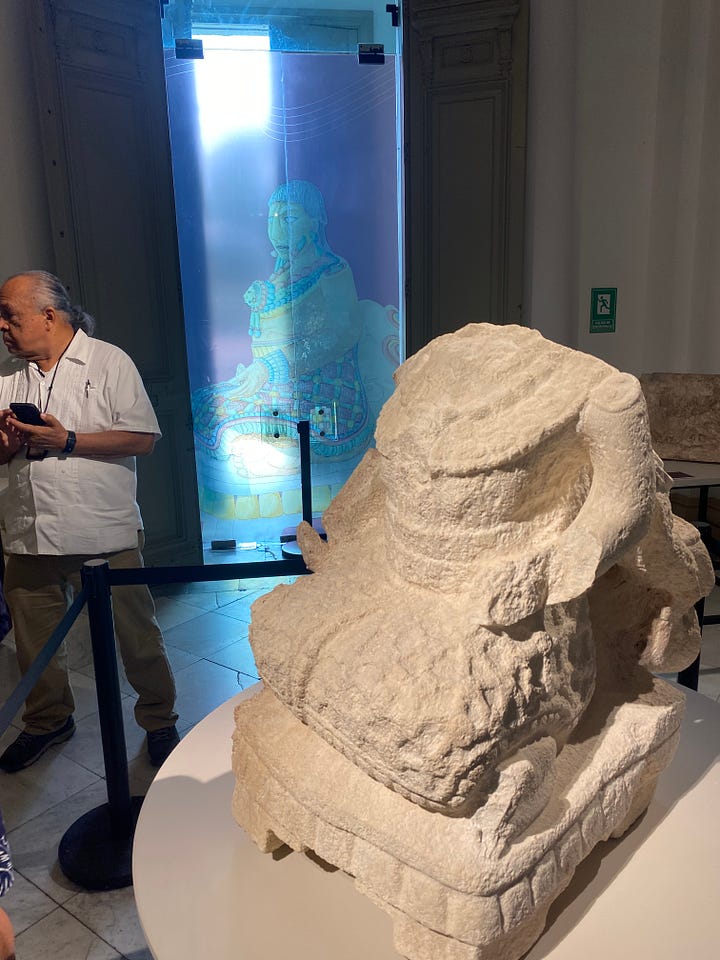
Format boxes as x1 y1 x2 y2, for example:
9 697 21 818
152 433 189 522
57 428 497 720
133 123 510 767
231 323 713 960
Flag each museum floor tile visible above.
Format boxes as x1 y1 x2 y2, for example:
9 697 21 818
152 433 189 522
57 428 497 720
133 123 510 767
1 575 719 959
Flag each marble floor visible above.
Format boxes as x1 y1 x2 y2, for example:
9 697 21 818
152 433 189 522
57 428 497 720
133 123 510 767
0 541 297 960
0 562 719 959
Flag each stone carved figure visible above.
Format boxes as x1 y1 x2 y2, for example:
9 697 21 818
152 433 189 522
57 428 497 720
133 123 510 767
232 324 713 960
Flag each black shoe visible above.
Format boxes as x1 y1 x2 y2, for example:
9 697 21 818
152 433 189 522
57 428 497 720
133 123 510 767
147 725 180 767
0 717 76 773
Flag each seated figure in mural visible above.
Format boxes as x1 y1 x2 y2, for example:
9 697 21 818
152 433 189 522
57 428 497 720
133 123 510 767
241 180 363 416
192 181 395 514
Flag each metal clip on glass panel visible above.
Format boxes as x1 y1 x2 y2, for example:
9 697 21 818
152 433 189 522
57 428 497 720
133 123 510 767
358 43 386 65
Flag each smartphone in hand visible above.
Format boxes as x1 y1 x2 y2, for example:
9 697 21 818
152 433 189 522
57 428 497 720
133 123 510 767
9 402 45 427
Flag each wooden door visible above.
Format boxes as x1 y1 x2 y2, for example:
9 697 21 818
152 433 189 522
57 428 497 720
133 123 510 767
29 0 202 565
403 0 528 355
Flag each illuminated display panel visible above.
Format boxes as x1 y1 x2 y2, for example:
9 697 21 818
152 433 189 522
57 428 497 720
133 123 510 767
165 31 402 545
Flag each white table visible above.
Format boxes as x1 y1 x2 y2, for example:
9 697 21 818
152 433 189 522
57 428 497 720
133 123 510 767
664 460 720 525
664 459 720 489
134 684 720 960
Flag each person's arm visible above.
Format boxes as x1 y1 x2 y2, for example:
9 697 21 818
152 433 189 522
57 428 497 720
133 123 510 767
6 413 156 457
69 430 156 457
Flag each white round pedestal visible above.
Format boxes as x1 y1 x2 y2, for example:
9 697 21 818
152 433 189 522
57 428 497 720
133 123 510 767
134 683 720 959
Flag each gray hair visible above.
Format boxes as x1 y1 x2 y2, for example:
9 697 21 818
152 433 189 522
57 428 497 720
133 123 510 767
11 270 96 335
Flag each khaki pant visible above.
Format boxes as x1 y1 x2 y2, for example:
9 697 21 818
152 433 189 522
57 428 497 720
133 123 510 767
4 532 177 735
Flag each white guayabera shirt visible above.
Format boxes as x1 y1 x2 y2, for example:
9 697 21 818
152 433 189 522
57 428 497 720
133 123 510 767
0 329 161 556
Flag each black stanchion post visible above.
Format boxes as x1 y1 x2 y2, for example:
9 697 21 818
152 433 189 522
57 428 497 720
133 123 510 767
678 521 711 691
84 559 132 831
281 420 313 560
297 419 312 525
57 559 143 890
676 596 702 691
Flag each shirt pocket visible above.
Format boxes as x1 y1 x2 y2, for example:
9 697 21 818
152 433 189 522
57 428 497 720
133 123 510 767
77 380 112 433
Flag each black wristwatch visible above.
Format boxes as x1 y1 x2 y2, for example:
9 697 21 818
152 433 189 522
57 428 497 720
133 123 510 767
62 430 77 455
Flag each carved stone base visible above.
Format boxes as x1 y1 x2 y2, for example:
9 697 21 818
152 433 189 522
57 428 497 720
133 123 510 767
231 678 683 960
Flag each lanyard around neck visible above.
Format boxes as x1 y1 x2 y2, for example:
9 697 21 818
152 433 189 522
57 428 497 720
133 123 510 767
35 330 77 414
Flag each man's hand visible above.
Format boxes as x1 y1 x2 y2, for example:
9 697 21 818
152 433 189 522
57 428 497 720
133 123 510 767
7 412 68 452
0 409 27 463
1 411 156 459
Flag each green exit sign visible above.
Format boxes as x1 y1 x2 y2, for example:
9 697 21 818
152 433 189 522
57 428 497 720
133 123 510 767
590 287 617 333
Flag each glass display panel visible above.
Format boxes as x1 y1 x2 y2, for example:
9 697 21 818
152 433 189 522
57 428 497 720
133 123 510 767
164 31 402 548
161 1 399 54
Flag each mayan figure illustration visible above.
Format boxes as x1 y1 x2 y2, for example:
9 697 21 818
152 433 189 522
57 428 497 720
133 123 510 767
192 180 398 528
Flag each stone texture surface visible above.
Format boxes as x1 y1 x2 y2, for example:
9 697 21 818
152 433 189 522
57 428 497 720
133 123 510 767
641 372 720 462
232 324 714 960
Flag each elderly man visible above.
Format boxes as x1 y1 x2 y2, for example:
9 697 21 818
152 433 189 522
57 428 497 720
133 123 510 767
0 270 178 771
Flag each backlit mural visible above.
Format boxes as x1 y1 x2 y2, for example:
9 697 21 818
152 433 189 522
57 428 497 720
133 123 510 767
165 47 402 542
